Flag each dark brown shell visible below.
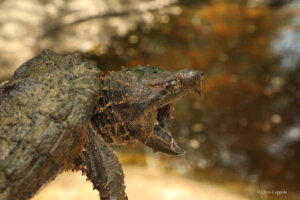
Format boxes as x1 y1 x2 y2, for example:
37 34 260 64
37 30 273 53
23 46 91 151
0 50 102 199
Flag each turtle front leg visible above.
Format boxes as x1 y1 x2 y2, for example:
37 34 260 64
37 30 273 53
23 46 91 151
81 123 128 200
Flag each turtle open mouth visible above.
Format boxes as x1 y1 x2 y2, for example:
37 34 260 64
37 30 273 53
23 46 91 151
146 103 185 155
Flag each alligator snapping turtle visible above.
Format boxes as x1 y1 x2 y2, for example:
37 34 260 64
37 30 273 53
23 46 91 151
0 50 203 200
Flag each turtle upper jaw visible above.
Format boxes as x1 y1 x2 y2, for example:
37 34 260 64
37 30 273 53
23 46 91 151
144 69 203 109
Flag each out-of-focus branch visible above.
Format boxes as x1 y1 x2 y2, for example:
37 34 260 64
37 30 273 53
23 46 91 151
42 0 178 38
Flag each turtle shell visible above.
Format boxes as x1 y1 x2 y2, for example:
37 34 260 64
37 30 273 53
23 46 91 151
0 50 102 199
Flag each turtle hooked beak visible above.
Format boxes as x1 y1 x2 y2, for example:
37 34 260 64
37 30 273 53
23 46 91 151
140 69 203 155
177 70 203 96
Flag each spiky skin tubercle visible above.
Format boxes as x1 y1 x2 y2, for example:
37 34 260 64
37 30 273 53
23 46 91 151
0 50 203 200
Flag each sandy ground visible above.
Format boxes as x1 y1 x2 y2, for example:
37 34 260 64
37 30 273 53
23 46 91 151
33 166 250 200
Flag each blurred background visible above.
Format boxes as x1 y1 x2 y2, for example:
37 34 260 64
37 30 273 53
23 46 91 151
1 0 299 199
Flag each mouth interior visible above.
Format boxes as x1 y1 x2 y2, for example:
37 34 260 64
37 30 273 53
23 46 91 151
143 103 184 155
156 104 173 130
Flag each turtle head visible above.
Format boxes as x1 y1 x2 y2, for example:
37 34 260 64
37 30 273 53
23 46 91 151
94 66 203 155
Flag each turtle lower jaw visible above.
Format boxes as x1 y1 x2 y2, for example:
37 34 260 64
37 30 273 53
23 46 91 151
151 125 185 155
141 104 185 155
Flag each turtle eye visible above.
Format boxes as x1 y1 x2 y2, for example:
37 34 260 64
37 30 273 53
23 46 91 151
166 80 180 91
